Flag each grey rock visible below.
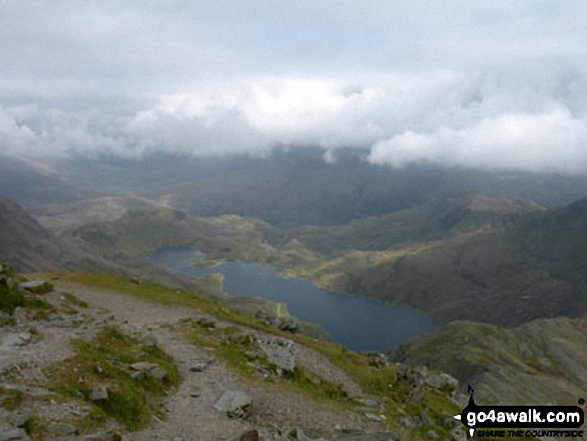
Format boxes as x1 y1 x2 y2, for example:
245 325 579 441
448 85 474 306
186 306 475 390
47 422 77 436
213 390 252 418
20 280 47 290
9 411 32 427
426 430 439 439
89 386 108 401
0 428 29 441
398 417 417 428
3 333 32 348
130 361 158 371
131 370 146 380
190 362 211 373
257 336 295 374
364 412 385 423
424 373 458 390
150 366 167 380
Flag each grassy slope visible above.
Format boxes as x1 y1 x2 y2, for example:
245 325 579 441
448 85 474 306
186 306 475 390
395 318 587 407
53 272 463 439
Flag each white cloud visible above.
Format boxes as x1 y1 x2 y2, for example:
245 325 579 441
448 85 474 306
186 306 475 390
368 107 587 173
2 1 587 172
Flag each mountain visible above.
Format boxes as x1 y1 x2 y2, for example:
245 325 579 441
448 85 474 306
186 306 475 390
394 317 587 407
325 196 587 326
54 149 587 228
0 155 80 212
0 197 116 272
291 194 544 254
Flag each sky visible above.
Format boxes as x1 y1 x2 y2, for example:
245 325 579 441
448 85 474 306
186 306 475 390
1 1 587 173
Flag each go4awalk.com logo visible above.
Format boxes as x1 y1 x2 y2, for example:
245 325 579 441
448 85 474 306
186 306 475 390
453 387 585 438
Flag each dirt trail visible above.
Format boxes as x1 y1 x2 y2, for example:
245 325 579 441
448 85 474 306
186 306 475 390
50 282 376 440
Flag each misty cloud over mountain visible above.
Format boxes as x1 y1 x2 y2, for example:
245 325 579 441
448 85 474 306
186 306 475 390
2 1 587 172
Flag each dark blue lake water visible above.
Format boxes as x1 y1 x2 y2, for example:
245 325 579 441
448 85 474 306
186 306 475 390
152 248 438 352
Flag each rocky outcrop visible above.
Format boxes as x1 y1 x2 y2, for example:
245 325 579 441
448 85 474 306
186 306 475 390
257 336 295 375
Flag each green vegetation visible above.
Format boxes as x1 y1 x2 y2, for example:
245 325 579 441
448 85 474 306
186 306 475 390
25 296 57 320
0 388 24 410
44 327 181 431
72 209 195 259
58 273 461 437
24 281 54 295
0 263 24 314
397 317 587 406
62 292 89 308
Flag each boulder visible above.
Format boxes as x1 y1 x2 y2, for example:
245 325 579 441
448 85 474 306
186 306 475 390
424 373 458 390
89 386 108 401
9 411 32 428
213 390 252 418
256 336 295 374
150 366 167 380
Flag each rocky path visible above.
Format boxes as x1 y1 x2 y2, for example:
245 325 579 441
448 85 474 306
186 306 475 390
42 282 377 441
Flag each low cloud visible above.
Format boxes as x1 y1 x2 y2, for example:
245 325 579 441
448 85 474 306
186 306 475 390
2 2 587 172
368 107 587 173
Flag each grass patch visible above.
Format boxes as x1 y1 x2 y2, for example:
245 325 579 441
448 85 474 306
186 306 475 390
25 296 57 320
1 263 24 314
62 292 89 308
43 327 181 431
0 282 24 314
0 388 24 410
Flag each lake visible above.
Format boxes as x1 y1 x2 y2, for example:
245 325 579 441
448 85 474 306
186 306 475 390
152 247 438 352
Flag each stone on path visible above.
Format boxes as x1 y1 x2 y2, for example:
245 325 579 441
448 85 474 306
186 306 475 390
213 390 252 418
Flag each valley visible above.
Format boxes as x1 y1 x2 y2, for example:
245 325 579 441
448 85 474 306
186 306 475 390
2 152 587 440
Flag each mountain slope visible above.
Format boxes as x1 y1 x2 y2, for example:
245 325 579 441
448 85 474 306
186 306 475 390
0 197 116 272
331 197 587 325
291 194 543 254
0 155 80 212
56 149 587 227
394 317 587 406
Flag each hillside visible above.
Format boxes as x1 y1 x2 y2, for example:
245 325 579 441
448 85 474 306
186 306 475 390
394 317 587 407
288 196 587 326
0 265 469 440
291 194 543 254
55 149 587 228
0 197 117 273
0 155 81 212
